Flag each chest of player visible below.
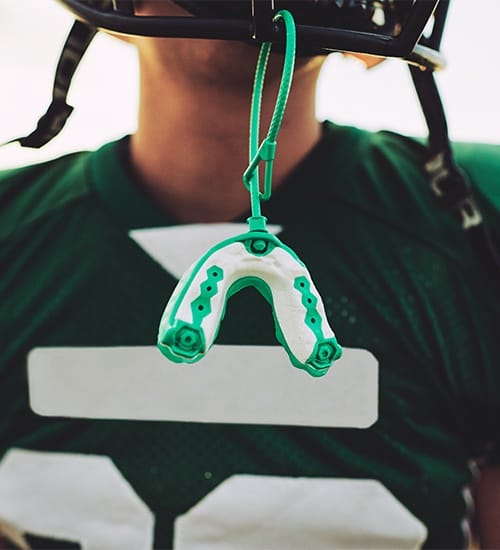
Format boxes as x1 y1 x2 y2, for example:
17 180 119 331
1 221 475 548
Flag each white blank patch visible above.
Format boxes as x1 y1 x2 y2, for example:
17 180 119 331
28 345 378 428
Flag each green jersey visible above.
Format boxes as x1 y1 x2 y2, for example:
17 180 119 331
1 122 499 548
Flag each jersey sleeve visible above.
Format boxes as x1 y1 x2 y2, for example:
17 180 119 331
454 141 500 463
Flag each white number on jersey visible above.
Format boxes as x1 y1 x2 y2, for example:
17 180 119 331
0 450 427 549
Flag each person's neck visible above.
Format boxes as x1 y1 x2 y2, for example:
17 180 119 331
130 52 323 223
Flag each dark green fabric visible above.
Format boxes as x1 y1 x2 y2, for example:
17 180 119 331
1 122 499 548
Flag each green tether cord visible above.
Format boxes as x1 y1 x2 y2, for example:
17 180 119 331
243 10 296 232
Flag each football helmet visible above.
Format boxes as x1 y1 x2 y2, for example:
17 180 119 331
14 0 449 149
8 0 500 273
57 0 446 66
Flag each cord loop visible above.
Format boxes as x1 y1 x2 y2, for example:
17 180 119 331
242 10 296 231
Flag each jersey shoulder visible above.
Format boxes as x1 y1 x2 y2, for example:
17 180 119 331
360 128 500 213
326 123 499 216
319 123 500 267
320 124 446 234
322 123 434 205
0 151 92 242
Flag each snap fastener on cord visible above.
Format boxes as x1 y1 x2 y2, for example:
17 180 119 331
157 10 342 377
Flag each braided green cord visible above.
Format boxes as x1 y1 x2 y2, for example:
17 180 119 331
248 42 272 221
249 43 271 162
243 10 297 230
265 11 296 141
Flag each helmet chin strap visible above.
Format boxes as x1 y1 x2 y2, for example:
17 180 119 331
3 19 97 148
2 0 121 148
409 65 500 277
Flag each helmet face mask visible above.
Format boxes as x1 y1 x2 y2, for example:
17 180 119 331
175 0 414 38
56 0 445 66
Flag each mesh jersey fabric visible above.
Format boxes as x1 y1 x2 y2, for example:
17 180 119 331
0 121 499 548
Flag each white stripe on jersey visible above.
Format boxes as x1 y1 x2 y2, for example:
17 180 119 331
28 345 377 427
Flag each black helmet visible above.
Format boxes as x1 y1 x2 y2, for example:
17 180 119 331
11 0 448 149
58 0 447 66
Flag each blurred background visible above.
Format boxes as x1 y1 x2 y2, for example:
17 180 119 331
0 0 498 169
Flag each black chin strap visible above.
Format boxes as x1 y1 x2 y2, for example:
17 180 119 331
409 64 500 277
4 20 97 148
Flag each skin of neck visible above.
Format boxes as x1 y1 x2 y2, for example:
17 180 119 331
129 6 325 223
